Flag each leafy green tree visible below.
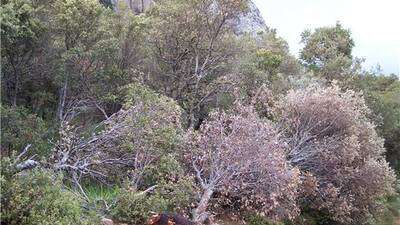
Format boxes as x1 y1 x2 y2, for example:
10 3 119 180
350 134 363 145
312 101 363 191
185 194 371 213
300 22 360 81
1 0 44 106
146 0 249 128
353 73 400 175
48 0 113 121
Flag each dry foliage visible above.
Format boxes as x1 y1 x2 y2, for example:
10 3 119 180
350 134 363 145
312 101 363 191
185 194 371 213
276 84 396 223
184 104 300 223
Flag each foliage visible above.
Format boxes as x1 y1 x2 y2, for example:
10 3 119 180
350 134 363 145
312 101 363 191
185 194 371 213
300 22 360 81
0 105 51 157
0 162 97 225
184 104 300 223
246 213 285 225
50 83 184 189
83 184 121 215
276 84 396 224
111 156 196 225
0 0 45 106
233 30 300 112
145 0 250 127
255 49 283 75
352 74 400 175
111 188 169 225
1 0 399 224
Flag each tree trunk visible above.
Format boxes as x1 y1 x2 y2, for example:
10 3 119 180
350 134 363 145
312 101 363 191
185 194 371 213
11 64 20 107
193 187 213 224
57 76 68 122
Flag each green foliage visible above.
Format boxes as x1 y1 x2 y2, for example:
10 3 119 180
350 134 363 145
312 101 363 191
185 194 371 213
246 214 285 225
0 0 45 106
256 49 283 74
1 0 399 224
0 105 51 157
0 0 43 55
111 188 169 224
83 184 121 216
142 155 197 211
300 22 357 80
111 155 196 224
352 74 400 174
122 82 184 152
0 164 97 225
300 22 354 66
123 82 181 112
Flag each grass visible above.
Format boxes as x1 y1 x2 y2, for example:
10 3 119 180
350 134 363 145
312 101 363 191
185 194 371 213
83 183 121 215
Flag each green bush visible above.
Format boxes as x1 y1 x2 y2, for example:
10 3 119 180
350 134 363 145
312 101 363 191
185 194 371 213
111 155 196 224
368 181 400 225
0 163 97 225
0 105 51 157
246 213 285 225
142 155 197 212
111 188 170 225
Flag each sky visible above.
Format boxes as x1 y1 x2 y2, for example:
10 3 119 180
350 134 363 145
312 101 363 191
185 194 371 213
253 0 400 75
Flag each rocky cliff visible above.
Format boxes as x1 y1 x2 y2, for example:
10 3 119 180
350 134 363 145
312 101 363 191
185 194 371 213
231 1 267 35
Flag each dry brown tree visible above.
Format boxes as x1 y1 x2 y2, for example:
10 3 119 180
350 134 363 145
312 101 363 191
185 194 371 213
276 84 396 223
184 104 300 224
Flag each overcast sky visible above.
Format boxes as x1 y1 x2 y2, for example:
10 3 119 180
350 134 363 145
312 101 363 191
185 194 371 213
253 0 400 75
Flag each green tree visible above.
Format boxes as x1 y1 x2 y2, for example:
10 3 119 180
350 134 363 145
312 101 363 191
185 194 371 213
1 0 44 106
353 73 400 175
300 22 360 81
48 0 112 121
146 0 249 128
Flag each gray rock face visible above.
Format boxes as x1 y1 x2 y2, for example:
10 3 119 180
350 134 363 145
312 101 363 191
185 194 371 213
112 0 153 13
231 1 267 35
112 0 267 34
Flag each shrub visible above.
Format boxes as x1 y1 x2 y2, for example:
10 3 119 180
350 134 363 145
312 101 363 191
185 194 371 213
184 104 300 223
111 155 196 224
0 163 97 225
0 105 50 157
246 213 285 225
276 84 396 223
50 82 184 185
111 188 170 225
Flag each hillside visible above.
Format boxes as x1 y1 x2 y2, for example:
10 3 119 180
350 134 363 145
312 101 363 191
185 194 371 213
1 0 399 225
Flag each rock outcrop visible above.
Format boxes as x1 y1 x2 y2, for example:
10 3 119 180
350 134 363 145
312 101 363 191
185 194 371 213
112 0 153 13
231 1 267 35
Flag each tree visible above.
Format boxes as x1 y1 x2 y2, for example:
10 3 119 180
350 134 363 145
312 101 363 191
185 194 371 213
300 22 360 81
49 0 111 122
0 0 44 106
352 73 400 175
146 0 249 128
51 83 184 196
276 84 396 223
184 104 300 224
232 30 301 117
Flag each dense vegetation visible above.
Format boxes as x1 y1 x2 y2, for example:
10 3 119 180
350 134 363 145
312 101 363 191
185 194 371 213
1 0 399 224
